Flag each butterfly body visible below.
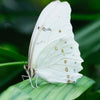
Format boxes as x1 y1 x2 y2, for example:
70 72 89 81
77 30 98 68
24 1 83 88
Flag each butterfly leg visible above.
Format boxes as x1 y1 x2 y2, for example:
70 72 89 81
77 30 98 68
36 75 39 88
22 75 29 81
28 76 35 88
30 81 35 88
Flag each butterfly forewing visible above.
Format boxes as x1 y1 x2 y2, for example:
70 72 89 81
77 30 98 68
28 1 73 68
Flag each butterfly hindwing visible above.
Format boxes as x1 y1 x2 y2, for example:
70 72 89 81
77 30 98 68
35 36 83 83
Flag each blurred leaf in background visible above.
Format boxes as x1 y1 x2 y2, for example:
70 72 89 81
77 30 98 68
0 0 100 100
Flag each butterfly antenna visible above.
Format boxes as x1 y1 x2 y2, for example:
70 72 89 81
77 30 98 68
29 76 35 88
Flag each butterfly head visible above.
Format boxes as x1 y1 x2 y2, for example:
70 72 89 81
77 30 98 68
24 65 35 78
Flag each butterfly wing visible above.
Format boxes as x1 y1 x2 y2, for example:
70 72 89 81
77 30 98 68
28 1 73 68
35 36 83 83
28 1 83 83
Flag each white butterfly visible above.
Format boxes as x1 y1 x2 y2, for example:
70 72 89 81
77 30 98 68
24 0 83 88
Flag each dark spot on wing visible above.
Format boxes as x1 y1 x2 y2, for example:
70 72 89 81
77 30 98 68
65 41 67 44
38 26 40 29
74 69 76 72
74 62 77 64
59 30 61 33
42 27 52 31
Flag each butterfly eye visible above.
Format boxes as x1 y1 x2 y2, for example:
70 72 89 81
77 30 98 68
24 65 28 70
26 65 28 69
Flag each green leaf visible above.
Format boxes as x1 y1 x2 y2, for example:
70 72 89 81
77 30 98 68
0 47 27 62
0 46 27 89
0 87 31 100
0 61 27 68
0 61 27 90
0 76 95 100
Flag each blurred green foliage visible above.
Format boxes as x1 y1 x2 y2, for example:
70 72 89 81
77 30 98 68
0 0 100 100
